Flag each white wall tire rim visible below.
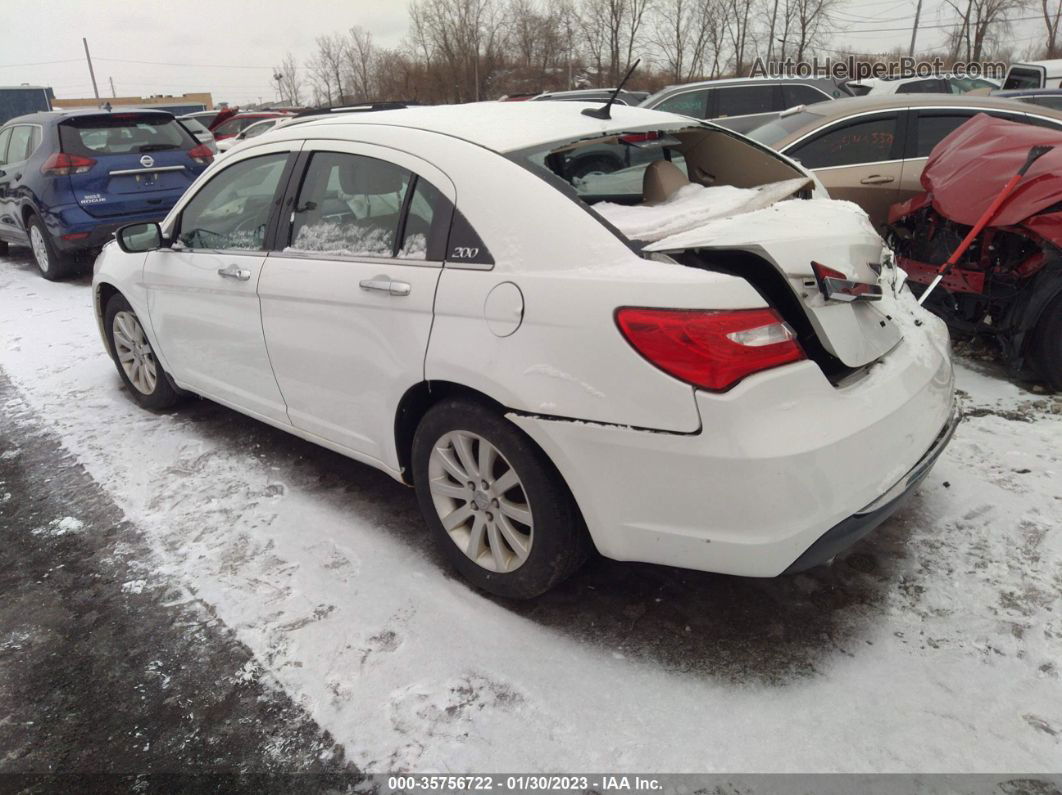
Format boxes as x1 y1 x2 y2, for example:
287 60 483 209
112 311 158 395
30 226 50 273
427 430 534 573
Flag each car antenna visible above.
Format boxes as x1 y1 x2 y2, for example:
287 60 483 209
582 59 641 120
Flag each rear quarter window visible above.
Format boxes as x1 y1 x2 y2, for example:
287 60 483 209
1003 67 1044 90
59 115 194 156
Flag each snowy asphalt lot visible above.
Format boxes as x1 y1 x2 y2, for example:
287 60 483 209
0 248 1060 777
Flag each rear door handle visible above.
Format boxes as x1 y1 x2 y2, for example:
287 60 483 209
217 263 251 281
359 276 411 296
860 175 895 185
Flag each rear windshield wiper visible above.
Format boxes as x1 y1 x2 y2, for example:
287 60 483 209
138 143 180 152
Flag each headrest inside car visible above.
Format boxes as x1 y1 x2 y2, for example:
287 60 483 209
344 158 405 195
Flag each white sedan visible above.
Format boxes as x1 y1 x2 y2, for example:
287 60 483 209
92 101 957 598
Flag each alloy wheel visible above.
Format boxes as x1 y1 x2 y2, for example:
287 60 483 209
112 311 158 395
30 225 50 273
427 430 534 573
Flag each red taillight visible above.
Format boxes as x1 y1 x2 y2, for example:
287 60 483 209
615 307 805 392
41 153 95 176
811 262 847 282
187 143 214 164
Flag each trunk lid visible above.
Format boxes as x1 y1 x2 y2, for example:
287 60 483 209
58 113 204 219
644 197 901 368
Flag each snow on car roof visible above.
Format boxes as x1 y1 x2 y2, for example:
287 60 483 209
291 101 694 153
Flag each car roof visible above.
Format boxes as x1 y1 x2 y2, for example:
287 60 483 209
760 93 1062 146
2 107 176 126
286 101 700 153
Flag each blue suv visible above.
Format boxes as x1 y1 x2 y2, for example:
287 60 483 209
0 108 212 280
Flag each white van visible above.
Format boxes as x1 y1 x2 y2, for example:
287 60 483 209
1003 59 1062 89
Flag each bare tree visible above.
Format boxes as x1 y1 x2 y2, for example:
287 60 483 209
945 0 1029 60
648 0 713 80
345 25 377 101
306 34 347 104
724 0 757 74
409 0 509 101
788 0 839 60
578 0 653 85
274 52 302 106
1041 0 1062 56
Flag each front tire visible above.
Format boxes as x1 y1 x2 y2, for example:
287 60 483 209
1031 294 1062 391
411 399 589 599
27 215 76 281
104 294 181 409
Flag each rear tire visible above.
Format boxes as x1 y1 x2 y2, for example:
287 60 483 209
27 215 76 281
1031 295 1062 391
411 399 590 599
104 294 182 410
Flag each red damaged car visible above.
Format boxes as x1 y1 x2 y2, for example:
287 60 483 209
888 113 1062 388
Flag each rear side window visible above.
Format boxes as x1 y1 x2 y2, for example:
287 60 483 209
287 152 414 259
59 114 194 155
655 90 707 117
177 153 288 251
790 114 899 168
1003 67 1044 90
0 128 11 165
715 85 777 117
6 126 34 163
912 112 977 157
781 84 831 108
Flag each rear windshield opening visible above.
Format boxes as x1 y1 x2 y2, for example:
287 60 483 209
59 114 194 156
511 125 811 243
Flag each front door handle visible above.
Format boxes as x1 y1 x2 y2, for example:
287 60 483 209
217 263 251 281
359 276 411 296
860 174 895 185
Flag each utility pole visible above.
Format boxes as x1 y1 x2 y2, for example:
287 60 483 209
83 37 100 102
109 76 116 98
908 0 923 56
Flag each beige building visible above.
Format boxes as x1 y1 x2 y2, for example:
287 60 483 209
51 92 214 110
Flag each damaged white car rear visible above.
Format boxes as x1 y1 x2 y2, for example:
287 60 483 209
92 102 957 598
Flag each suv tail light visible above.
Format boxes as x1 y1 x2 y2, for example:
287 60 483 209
41 153 95 176
187 143 214 164
616 307 805 391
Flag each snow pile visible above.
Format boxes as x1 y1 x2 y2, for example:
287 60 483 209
594 177 812 242
288 221 394 258
645 196 878 252
31 516 86 537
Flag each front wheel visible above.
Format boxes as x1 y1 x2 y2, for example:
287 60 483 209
27 215 76 281
411 399 590 598
104 294 182 409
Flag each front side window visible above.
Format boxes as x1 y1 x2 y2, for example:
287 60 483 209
790 114 898 168
287 152 413 258
177 153 288 251
656 90 707 117
715 85 777 117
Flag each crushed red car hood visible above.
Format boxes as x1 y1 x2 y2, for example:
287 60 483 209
908 113 1062 229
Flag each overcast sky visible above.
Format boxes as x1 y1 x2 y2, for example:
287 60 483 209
0 0 1049 106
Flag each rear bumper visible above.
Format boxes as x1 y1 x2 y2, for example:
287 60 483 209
509 302 956 578
47 204 174 252
784 402 960 573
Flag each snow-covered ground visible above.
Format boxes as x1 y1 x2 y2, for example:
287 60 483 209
1 250 1060 772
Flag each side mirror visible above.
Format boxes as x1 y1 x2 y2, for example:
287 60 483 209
116 222 162 253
